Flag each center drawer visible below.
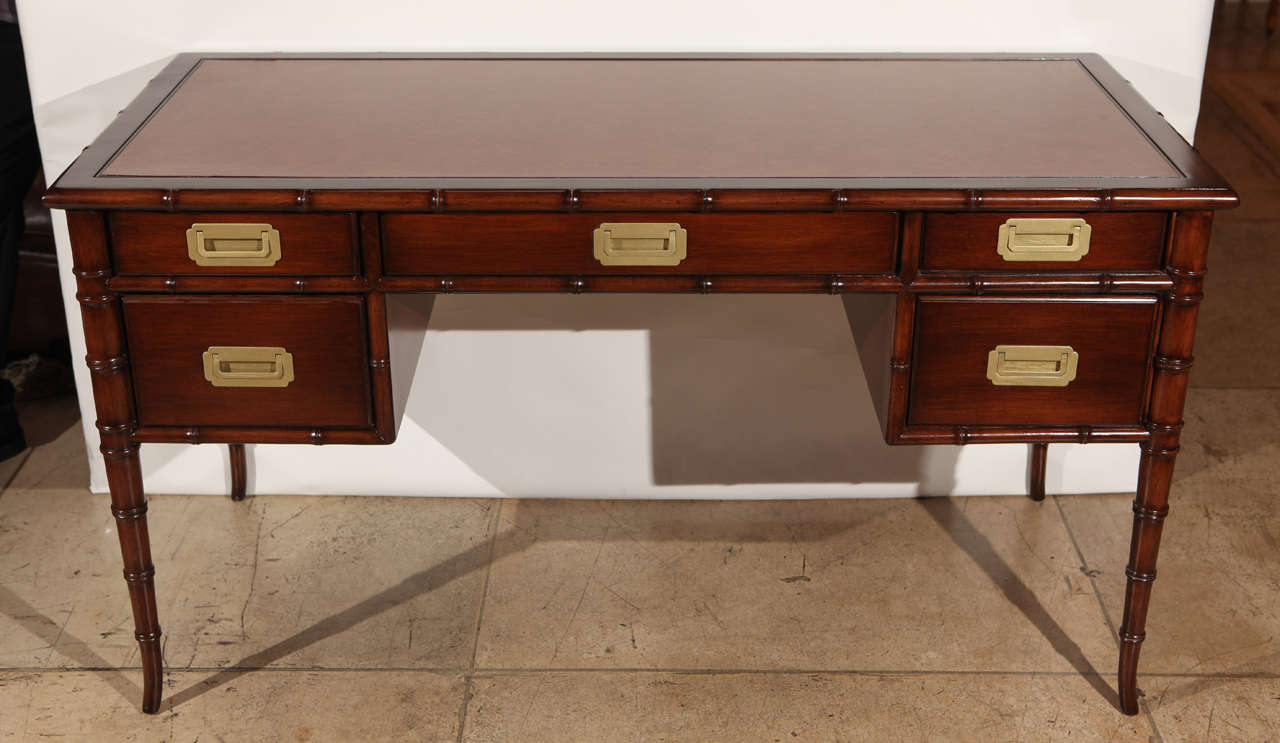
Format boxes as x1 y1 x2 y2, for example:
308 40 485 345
380 212 897 275
909 296 1159 426
122 296 373 429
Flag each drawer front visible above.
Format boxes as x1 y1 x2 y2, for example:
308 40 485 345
909 296 1158 426
921 212 1167 270
381 213 897 275
123 296 372 428
110 212 360 275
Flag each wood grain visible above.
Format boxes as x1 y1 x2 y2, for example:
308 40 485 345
109 212 360 275
381 212 897 275
920 212 1168 270
908 296 1158 426
122 296 373 428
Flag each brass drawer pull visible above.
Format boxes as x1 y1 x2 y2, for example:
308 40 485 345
593 222 687 266
186 223 282 267
202 346 295 388
986 345 1079 387
996 218 1091 262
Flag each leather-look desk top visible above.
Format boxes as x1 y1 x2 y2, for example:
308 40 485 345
102 58 1176 180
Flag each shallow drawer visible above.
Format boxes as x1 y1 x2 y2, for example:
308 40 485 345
909 296 1158 426
381 213 897 275
920 212 1167 270
109 212 360 275
123 296 372 428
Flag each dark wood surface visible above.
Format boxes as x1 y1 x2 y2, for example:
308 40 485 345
43 54 1236 208
920 212 1168 271
42 53 1238 719
1028 443 1049 501
110 212 360 275
66 211 164 713
228 443 246 501
1117 210 1214 715
381 213 896 275
102 58 1176 179
908 296 1158 426
122 296 373 428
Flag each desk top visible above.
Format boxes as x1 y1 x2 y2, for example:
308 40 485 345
47 53 1236 211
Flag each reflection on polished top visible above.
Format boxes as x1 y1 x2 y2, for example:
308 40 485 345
101 58 1179 180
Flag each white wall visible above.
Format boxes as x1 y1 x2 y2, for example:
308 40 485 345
16 0 1215 498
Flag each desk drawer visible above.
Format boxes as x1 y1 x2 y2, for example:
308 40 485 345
109 212 360 275
381 213 897 275
921 212 1167 270
122 296 372 428
909 296 1158 426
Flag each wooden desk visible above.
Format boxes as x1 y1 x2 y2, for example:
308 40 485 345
45 53 1237 715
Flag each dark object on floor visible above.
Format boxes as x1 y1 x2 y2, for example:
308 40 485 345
0 370 24 462
0 18 42 462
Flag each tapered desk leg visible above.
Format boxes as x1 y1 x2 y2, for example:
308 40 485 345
105 443 164 713
229 444 247 501
1117 210 1211 715
70 211 164 714
1027 443 1048 501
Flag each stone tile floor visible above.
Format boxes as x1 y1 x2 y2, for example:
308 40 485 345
3 6 1280 742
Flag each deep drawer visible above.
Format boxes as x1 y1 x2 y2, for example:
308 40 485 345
109 212 361 275
122 296 372 428
920 212 1167 271
380 212 897 275
908 296 1158 426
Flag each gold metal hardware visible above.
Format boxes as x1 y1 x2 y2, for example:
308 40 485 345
996 218 1091 262
202 346 295 388
986 345 1079 387
186 223 282 266
593 223 687 266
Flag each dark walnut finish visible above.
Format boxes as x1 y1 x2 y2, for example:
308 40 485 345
909 297 1159 426
380 212 897 276
44 53 1236 717
920 212 1169 271
122 296 374 428
109 211 360 276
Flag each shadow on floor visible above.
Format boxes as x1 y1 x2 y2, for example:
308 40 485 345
165 495 1117 713
0 585 139 704
920 496 1120 711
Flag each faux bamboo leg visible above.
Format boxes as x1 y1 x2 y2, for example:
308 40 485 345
229 443 247 501
70 211 165 713
1117 211 1211 715
1027 443 1048 501
105 443 164 713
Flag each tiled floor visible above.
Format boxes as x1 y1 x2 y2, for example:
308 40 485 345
4 8 1280 743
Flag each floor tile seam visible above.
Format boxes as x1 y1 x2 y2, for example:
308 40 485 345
5 664 1276 678
1053 492 1167 737
457 499 504 743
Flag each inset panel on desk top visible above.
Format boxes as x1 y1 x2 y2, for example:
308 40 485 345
101 59 1178 179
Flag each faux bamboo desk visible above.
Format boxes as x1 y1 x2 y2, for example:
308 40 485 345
45 53 1237 715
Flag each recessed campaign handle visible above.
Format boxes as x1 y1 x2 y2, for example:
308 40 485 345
186 223 282 267
593 222 687 266
986 345 1079 387
996 218 1091 262
202 346 295 388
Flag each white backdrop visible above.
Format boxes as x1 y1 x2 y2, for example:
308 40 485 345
16 0 1215 498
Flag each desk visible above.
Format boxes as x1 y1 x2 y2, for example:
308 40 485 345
45 53 1237 715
